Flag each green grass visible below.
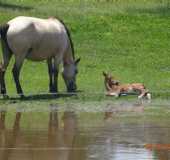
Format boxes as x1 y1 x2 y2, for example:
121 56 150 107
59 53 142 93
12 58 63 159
0 0 170 102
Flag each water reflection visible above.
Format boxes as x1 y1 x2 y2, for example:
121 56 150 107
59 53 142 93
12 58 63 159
0 103 170 160
0 109 82 160
0 111 21 160
104 101 144 120
47 110 79 160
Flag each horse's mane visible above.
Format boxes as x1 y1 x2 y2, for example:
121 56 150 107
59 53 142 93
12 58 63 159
54 17 75 60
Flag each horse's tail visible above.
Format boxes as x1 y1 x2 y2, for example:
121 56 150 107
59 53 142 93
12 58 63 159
0 24 12 59
0 24 9 40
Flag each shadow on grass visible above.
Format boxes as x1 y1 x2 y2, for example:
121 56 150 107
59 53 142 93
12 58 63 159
127 5 170 16
0 1 33 11
0 92 82 102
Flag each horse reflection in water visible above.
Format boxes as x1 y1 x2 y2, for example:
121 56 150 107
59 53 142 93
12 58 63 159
1 107 170 160
0 111 21 160
0 111 6 150
47 111 78 160
0 110 85 160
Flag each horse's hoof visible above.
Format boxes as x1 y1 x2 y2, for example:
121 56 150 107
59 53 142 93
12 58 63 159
20 94 25 99
52 93 58 98
3 94 9 99
49 91 58 96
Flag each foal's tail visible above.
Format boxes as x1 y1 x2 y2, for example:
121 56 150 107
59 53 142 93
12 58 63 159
0 24 9 40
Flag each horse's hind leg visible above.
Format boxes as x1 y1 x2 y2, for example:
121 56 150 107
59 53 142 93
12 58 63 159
12 59 24 98
0 51 12 96
0 33 12 96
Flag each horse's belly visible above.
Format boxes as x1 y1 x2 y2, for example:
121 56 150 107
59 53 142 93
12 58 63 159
26 54 49 61
26 35 66 61
26 49 56 61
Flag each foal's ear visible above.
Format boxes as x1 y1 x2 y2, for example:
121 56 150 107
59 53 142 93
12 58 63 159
103 71 107 77
75 58 81 65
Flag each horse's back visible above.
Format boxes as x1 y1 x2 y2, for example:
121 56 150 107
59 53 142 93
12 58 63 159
7 16 69 61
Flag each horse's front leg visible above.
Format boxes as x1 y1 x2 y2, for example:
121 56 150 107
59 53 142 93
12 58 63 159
47 58 58 94
53 63 59 94
12 62 24 98
47 58 54 93
53 57 61 93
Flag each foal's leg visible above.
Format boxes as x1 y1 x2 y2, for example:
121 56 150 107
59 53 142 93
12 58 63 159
12 59 24 98
138 89 146 99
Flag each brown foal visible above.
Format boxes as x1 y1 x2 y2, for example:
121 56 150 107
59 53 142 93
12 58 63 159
103 72 151 99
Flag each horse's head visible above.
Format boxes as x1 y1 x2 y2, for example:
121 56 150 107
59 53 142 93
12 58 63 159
62 58 80 92
103 71 120 86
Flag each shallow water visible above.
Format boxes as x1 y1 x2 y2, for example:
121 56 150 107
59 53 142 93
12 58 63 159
0 101 170 160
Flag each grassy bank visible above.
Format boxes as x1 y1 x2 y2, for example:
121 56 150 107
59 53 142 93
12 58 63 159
0 0 170 101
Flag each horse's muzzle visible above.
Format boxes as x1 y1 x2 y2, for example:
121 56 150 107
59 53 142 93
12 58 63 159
67 81 77 92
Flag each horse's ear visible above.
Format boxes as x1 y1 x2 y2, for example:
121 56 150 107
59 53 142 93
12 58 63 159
75 58 81 65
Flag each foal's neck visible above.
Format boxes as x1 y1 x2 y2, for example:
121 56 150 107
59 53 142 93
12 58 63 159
105 80 112 91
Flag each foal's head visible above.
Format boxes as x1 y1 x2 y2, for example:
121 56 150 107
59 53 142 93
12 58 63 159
103 72 120 86
62 58 80 92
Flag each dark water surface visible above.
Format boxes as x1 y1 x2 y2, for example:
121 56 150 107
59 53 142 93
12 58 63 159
0 101 170 160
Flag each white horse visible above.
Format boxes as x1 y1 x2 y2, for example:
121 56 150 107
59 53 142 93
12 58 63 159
0 16 80 97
